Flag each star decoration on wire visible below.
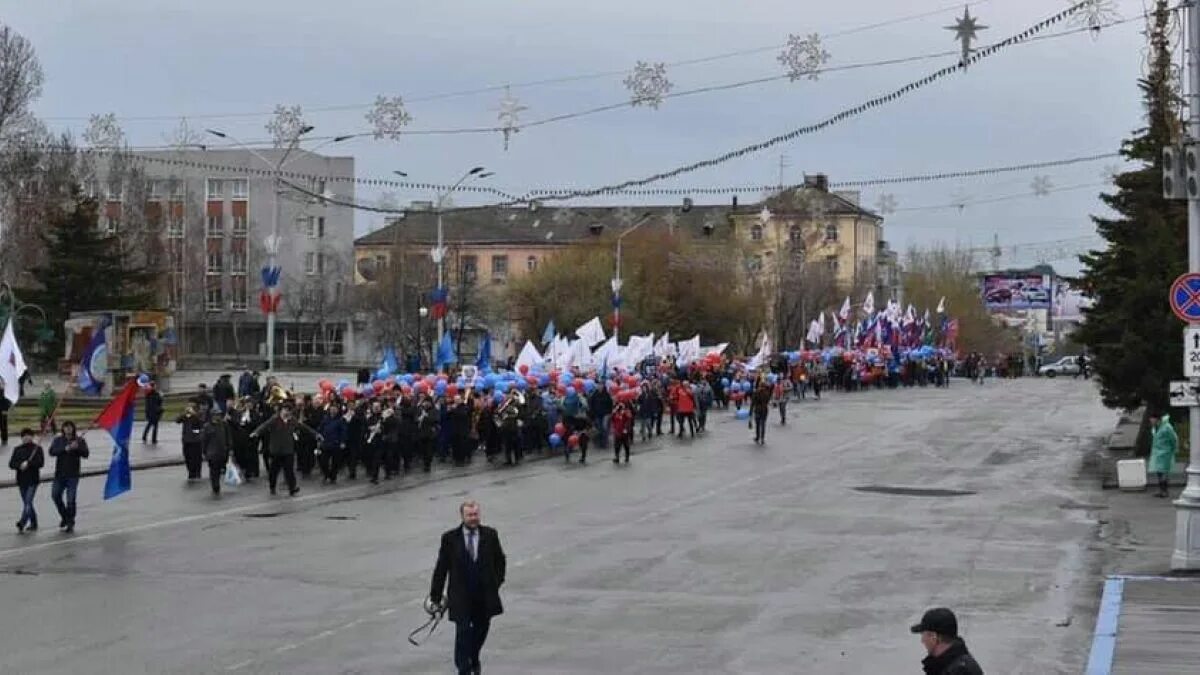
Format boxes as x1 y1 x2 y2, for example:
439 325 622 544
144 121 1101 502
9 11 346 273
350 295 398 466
661 211 679 231
945 7 986 68
624 61 673 109
1066 0 1120 37
875 193 898 215
1031 175 1053 197
366 95 413 140
265 105 308 148
778 33 831 82
495 86 527 150
553 208 573 225
83 113 125 151
795 189 827 222
162 117 205 152
758 206 773 224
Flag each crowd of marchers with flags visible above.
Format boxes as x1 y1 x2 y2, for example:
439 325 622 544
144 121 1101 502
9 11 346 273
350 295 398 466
0 291 978 534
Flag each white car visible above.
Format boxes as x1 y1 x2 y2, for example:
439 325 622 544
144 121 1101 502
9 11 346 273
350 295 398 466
1039 357 1081 378
1022 288 1050 304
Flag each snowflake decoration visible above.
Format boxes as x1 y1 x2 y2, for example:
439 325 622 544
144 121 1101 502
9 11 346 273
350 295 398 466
778 33 831 82
758 206 773 225
265 104 308 148
162 117 205 151
83 113 124 151
553 208 573 225
1031 175 1053 197
661 211 679 231
1066 0 1120 36
795 189 827 221
624 61 673 109
615 207 636 227
945 7 986 68
366 95 413 140
495 86 527 150
949 189 971 212
875 193 898 215
1101 164 1121 183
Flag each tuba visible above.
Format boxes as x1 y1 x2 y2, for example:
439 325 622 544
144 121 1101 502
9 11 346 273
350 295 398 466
266 383 292 407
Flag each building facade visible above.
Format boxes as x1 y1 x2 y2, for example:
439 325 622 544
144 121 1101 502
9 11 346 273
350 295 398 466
99 148 356 365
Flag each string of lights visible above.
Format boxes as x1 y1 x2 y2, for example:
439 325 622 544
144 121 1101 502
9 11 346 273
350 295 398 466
39 0 994 124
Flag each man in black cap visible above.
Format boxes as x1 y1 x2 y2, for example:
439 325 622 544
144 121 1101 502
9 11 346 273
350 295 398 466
910 607 983 674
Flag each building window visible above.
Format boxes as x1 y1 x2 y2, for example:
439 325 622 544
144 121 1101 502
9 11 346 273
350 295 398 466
101 216 119 235
317 216 325 238
231 279 248 312
207 214 224 236
304 216 326 238
207 250 223 275
747 255 763 272
206 286 223 312
230 179 248 200
167 218 184 239
105 185 122 201
168 179 185 200
206 179 224 200
229 250 247 274
788 223 803 243
460 255 478 282
305 252 324 276
826 255 839 272
750 224 763 241
232 215 248 235
147 180 163 199
824 222 838 242
526 255 538 272
491 255 508 283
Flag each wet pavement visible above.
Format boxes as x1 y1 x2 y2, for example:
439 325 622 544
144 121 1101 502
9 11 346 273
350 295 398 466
0 378 1115 674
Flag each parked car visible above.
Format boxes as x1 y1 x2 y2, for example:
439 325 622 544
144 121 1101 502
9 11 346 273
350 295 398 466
1022 288 1050 304
985 287 1012 303
1038 356 1081 377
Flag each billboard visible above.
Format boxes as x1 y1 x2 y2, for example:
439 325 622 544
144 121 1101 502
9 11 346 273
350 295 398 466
981 273 1053 311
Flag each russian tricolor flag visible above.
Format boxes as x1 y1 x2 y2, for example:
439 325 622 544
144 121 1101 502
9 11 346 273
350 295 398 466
94 379 139 500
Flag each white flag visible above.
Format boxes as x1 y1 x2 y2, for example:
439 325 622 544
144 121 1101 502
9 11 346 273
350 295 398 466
936 296 946 314
574 317 606 347
515 341 543 372
0 319 28 405
862 291 875 316
747 333 772 371
838 297 851 321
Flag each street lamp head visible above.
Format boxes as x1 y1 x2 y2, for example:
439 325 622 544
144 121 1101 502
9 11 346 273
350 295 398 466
468 166 486 175
205 129 228 139
332 134 355 143
299 125 315 136
419 307 429 318
478 172 495 179
393 170 409 177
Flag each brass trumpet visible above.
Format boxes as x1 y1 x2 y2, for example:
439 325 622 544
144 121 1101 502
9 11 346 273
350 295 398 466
266 383 292 406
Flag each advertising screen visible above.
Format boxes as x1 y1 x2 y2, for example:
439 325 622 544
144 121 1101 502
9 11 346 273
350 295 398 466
981 274 1053 310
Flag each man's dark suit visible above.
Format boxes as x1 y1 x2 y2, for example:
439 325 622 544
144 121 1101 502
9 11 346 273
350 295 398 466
430 524 506 674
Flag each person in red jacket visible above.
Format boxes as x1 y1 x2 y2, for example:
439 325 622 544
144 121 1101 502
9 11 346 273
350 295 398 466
674 381 696 438
611 401 634 464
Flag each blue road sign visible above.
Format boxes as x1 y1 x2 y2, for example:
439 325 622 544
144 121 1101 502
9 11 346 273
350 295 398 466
1170 273 1200 323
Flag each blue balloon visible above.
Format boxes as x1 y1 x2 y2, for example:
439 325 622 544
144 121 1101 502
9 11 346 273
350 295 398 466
721 377 730 387
539 374 551 387
565 390 578 401
741 381 752 393
402 374 414 385
736 408 750 420
456 377 466 388
493 392 504 404
767 374 778 385
583 379 596 394
549 433 562 447
516 379 528 391
336 379 350 391
434 381 447 395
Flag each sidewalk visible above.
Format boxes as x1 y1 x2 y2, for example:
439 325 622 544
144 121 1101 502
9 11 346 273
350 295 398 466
0 423 186 488
21 368 357 396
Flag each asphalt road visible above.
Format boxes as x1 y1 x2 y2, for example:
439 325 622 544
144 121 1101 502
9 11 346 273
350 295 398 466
0 378 1115 674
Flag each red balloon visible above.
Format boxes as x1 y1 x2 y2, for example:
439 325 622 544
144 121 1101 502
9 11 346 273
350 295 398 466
414 382 428 394
572 380 585 392
342 385 357 401
625 376 638 387
401 385 413 396
526 375 539 387
567 434 580 448
446 384 459 398
372 380 386 393
318 379 334 392
554 422 566 436
556 386 567 397
518 364 530 375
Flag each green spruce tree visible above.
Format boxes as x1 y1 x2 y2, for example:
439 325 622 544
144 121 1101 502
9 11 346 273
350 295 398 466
19 191 157 363
1072 0 1186 418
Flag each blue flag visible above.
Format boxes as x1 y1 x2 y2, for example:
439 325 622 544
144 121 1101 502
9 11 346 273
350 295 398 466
95 379 138 500
476 333 493 373
436 332 456 372
541 320 556 346
78 320 109 395
375 346 399 380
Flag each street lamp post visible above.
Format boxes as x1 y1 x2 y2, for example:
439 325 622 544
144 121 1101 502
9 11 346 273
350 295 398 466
612 213 654 342
205 128 351 373
0 282 50 355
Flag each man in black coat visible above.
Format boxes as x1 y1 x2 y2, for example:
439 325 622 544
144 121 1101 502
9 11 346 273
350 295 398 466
429 500 506 675
911 607 984 674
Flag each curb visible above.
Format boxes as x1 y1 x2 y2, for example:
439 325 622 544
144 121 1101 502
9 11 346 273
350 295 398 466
0 457 184 490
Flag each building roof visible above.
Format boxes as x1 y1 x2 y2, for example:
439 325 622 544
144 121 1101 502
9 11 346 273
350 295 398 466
354 204 748 247
762 186 882 221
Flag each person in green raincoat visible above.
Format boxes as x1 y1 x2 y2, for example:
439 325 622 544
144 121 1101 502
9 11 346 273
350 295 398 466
1149 411 1178 498
38 381 58 434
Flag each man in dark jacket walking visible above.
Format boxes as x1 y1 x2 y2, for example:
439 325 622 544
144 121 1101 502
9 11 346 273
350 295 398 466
429 500 506 675
176 402 206 480
251 405 320 496
9 428 44 532
202 410 233 495
49 421 89 533
910 608 984 674
142 383 163 444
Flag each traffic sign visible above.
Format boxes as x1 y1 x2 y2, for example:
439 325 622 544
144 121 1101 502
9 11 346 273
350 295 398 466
1170 272 1200 322
1170 380 1200 407
1186 327 1200 377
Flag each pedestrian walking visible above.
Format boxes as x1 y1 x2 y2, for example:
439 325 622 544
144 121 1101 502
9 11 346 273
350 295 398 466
611 400 634 464
317 403 348 485
910 607 983 674
1149 411 1178 498
202 408 233 496
673 380 696 438
0 383 10 446
38 381 58 434
429 500 507 675
142 383 163 444
176 402 206 481
49 421 89 533
9 428 43 532
750 381 771 445
251 405 320 496
773 378 791 425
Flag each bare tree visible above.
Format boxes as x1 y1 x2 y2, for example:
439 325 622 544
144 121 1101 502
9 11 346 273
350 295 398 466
0 24 43 143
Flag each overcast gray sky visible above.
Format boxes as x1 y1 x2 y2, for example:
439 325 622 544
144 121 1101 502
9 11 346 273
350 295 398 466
4 0 1151 272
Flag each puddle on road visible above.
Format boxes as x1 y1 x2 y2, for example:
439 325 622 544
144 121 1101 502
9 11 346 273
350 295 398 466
242 512 283 518
852 485 976 497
